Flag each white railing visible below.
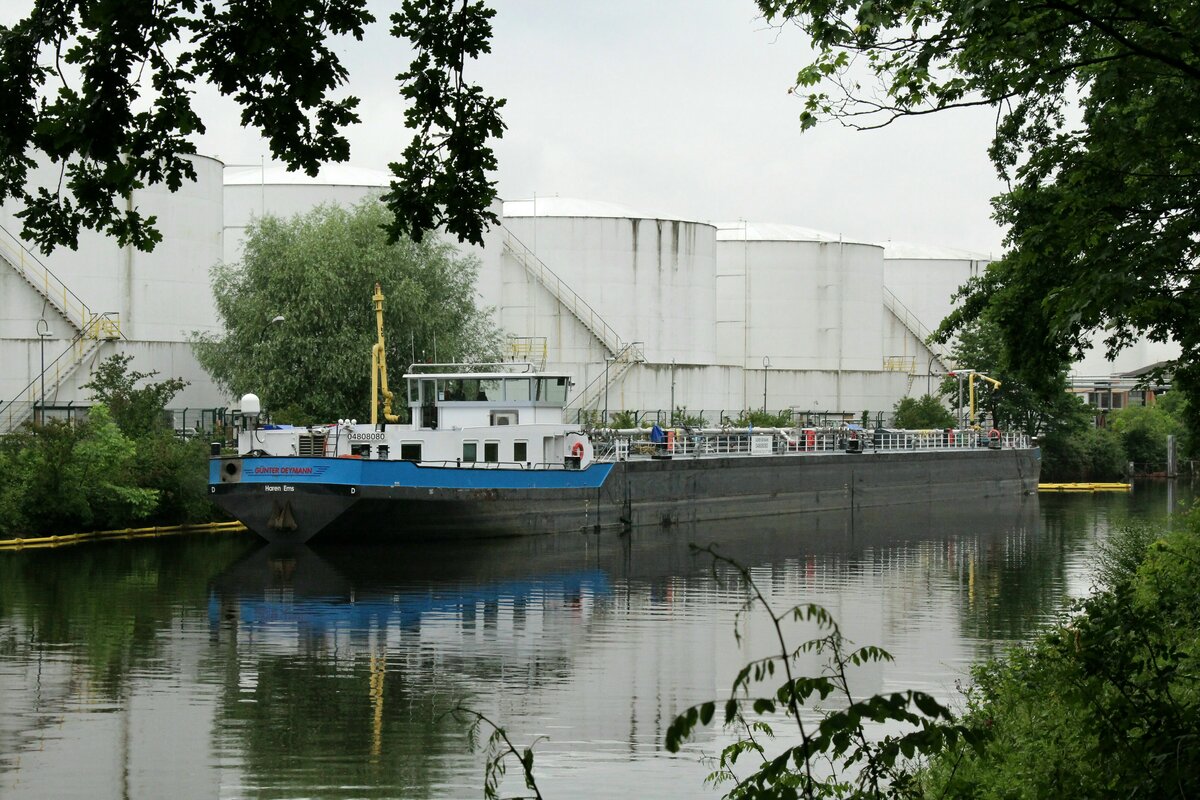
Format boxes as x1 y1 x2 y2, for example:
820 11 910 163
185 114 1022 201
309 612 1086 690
0 313 119 434
566 341 645 412
882 287 953 371
499 225 626 356
592 427 1031 462
0 223 91 334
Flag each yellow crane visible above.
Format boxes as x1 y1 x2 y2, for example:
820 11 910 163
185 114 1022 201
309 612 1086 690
371 283 401 425
948 369 1002 427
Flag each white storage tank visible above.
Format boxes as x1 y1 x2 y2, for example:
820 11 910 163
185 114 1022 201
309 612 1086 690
881 241 991 338
1 154 224 343
1 154 226 414
715 223 885 372
499 198 718 366
223 164 392 266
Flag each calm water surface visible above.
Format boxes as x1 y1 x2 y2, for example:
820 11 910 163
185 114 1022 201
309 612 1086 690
1 482 1192 799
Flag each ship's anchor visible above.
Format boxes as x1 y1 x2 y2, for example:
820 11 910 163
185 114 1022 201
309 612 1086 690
268 500 298 531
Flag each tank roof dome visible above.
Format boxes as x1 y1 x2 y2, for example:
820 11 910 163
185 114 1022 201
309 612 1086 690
224 164 391 187
714 221 875 246
879 240 995 261
502 197 706 225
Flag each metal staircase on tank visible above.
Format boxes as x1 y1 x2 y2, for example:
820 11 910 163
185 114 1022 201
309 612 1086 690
0 223 121 433
883 286 954 375
499 225 645 414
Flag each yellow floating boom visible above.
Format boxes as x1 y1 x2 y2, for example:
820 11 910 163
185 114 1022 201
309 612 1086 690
0 521 248 552
1038 483 1132 493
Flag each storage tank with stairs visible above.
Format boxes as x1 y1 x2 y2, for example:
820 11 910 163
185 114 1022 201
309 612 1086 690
0 154 224 432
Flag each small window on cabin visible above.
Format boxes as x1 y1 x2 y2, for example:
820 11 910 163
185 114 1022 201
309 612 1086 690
463 441 478 462
505 378 530 401
484 441 499 462
400 442 422 461
514 441 527 462
408 379 419 403
479 379 502 401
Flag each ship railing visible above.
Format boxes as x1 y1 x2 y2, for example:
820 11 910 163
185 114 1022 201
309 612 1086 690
420 459 573 470
591 427 1031 461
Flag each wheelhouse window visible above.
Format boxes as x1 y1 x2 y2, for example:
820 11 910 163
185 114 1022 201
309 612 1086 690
514 441 528 462
400 442 422 461
484 441 499 462
462 441 478 462
535 377 569 403
479 379 502 401
504 378 530 401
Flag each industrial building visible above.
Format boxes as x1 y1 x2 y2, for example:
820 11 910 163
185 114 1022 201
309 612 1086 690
0 161 1176 433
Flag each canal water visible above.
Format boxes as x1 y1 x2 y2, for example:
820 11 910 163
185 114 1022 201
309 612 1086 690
0 483 1192 799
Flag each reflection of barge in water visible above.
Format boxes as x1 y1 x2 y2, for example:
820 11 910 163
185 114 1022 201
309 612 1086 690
208 495 1041 640
209 362 1039 545
209 287 1039 545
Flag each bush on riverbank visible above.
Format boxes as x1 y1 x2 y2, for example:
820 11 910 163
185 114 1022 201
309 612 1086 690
0 356 218 537
918 514 1200 799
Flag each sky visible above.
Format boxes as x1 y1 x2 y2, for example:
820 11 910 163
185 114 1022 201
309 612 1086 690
3 0 1009 255
188 0 1009 256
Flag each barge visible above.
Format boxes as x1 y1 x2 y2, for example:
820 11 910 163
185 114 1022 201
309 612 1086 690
208 287 1040 545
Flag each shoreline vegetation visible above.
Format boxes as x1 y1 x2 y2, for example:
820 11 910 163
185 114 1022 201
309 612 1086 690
472 513 1200 799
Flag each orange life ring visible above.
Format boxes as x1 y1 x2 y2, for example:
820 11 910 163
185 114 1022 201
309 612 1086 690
988 428 1001 441
571 441 585 458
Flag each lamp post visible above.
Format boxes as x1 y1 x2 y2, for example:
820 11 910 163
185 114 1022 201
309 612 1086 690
603 356 614 428
670 358 676 426
36 318 50 425
762 355 771 413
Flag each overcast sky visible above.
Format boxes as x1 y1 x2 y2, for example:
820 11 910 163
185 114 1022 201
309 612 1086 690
7 0 1009 255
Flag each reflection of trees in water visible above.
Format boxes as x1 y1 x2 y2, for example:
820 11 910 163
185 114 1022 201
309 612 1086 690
0 537 256 773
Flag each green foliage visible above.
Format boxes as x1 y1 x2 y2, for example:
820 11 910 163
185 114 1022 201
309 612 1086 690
674 407 709 427
610 410 643 429
454 705 544 800
1 353 216 535
384 0 505 245
761 0 1200 441
134 433 218 526
922 515 1200 799
1040 426 1127 482
666 546 979 799
0 406 159 535
193 200 503 422
891 395 954 430
0 1 373 251
83 353 188 436
1110 404 1186 471
2 1 499 250
941 317 1093 438
734 409 792 427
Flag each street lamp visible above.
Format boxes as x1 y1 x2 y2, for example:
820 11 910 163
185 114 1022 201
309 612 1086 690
603 356 615 428
762 355 771 413
36 318 51 425
670 359 676 426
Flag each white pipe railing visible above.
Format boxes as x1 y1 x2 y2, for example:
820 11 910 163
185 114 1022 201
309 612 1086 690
592 427 1031 461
